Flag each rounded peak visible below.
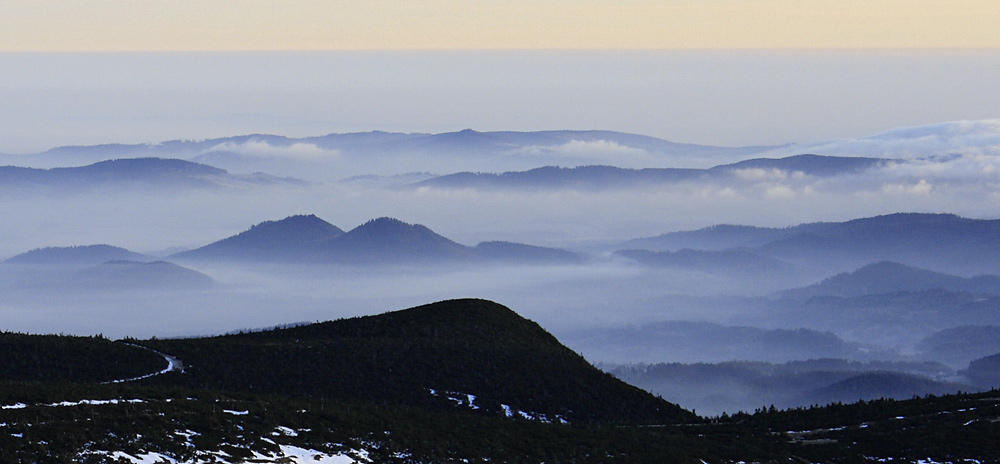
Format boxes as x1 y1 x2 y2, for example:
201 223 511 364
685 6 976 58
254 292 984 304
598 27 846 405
347 217 433 237
249 214 341 232
360 217 410 227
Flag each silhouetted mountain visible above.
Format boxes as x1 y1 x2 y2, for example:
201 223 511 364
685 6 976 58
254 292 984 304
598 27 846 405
621 224 794 252
474 241 586 264
5 244 150 266
710 154 890 177
3 302 1000 461
615 248 792 274
141 299 693 425
624 213 1000 274
917 325 1000 368
325 217 473 264
71 260 213 291
0 157 303 192
175 215 584 265
609 359 960 416
805 371 970 406
781 261 1000 300
756 289 1000 357
173 214 345 262
564 321 886 365
758 213 1000 273
960 353 1000 388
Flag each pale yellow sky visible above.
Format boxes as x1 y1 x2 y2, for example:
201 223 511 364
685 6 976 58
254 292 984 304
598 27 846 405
1 0 998 51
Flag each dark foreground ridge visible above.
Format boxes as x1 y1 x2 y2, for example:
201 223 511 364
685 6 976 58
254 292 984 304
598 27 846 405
140 298 694 425
1 299 998 462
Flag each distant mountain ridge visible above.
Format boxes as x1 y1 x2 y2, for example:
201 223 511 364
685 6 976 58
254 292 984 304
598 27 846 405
614 248 792 275
5 244 151 266
69 260 214 291
413 154 890 190
608 358 968 417
565 320 890 365
622 213 1000 274
781 261 1000 300
0 157 304 191
14 129 781 166
0 129 794 181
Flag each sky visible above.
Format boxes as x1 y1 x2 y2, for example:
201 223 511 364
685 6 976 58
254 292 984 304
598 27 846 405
0 2 997 152
2 50 999 153
2 0 999 51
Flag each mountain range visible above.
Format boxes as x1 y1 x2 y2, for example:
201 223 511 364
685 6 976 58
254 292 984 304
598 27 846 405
3 129 782 174
614 248 792 275
565 320 892 365
916 325 1000 367
622 213 1000 275
172 214 585 265
780 261 1000 300
608 358 967 416
411 154 890 190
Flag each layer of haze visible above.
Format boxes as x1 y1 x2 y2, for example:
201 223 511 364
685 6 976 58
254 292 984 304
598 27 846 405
2 51 1000 153
3 1 998 50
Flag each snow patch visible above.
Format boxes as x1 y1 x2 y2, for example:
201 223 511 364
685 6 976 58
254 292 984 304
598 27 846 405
223 409 249 415
109 451 177 464
1 403 26 409
278 445 368 463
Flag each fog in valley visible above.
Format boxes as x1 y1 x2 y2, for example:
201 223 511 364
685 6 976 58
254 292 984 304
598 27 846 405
3 51 1000 417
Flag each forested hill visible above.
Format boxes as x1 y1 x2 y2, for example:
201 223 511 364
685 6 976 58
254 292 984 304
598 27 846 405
139 298 694 425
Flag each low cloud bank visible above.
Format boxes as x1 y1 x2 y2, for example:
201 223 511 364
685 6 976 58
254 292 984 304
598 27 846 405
204 140 339 161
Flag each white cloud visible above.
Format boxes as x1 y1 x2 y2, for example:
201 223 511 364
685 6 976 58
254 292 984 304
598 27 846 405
514 140 650 165
732 168 790 181
204 140 339 161
880 179 933 196
764 185 796 199
777 119 1000 160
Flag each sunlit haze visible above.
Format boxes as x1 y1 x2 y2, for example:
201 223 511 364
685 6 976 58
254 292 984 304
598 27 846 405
2 1 999 51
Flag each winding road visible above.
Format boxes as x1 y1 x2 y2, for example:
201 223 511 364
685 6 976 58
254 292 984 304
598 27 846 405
106 343 185 384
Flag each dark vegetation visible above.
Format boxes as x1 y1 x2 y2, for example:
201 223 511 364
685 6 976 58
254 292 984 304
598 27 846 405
138 299 692 425
0 298 999 462
0 332 165 383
